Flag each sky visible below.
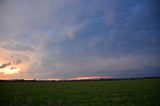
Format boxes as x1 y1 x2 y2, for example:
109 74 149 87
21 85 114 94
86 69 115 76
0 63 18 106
0 0 160 80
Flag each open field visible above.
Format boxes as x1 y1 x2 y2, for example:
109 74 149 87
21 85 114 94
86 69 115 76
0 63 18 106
0 79 160 106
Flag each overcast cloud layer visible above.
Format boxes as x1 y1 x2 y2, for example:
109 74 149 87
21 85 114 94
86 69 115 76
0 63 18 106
0 0 160 79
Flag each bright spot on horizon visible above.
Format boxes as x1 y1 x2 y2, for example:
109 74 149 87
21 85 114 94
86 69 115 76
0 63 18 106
0 64 20 75
70 76 113 80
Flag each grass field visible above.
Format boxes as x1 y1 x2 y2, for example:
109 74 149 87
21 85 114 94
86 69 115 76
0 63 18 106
0 79 160 106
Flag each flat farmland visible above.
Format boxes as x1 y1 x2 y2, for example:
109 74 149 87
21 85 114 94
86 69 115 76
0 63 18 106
0 79 160 106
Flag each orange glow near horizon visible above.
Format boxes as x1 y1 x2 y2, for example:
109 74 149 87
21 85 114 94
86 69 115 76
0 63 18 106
0 49 30 79
0 64 20 75
0 75 113 80
70 76 113 80
47 78 63 81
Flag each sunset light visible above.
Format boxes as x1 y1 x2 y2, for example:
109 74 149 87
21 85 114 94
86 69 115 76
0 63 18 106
0 0 159 79
0 0 159 105
70 76 112 80
0 64 20 75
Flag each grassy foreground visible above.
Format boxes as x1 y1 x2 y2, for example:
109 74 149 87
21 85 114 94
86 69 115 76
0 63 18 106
0 79 160 106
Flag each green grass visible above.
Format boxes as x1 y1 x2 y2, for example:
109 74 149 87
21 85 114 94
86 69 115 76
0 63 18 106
0 79 160 106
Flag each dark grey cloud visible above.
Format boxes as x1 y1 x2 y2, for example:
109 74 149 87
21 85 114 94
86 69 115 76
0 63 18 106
0 62 11 69
10 67 16 70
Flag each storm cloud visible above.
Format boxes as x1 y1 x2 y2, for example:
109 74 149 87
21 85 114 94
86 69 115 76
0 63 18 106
0 0 160 79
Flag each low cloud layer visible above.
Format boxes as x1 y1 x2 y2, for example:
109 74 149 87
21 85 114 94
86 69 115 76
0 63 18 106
0 62 11 69
0 0 160 79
